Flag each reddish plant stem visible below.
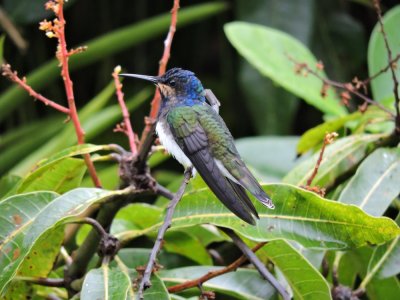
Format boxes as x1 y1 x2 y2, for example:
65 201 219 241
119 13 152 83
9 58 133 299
1 64 70 114
168 242 266 293
374 0 400 133
55 0 101 187
138 0 180 157
306 132 337 187
112 66 137 155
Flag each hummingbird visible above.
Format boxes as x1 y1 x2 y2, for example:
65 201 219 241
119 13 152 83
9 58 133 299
120 68 274 225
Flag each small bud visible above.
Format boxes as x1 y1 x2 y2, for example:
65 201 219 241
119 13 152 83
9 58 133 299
316 61 324 71
46 31 56 38
114 65 122 74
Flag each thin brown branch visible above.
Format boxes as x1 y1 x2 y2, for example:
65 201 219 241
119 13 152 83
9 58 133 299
43 0 101 187
220 228 291 300
288 55 395 117
362 53 400 86
1 64 70 114
0 6 28 52
112 66 138 155
16 276 65 288
138 167 192 299
374 0 400 134
303 132 338 196
168 242 266 293
137 0 180 165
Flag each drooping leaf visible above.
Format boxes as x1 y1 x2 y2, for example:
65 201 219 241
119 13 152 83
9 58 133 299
297 112 361 155
81 265 131 300
16 158 86 194
235 0 315 134
0 191 58 294
338 148 400 216
160 266 276 300
284 134 383 187
0 188 127 294
368 5 400 103
116 183 400 250
235 136 306 182
256 240 331 300
224 22 346 116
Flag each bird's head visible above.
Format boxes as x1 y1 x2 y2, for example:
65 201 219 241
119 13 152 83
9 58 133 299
120 68 205 105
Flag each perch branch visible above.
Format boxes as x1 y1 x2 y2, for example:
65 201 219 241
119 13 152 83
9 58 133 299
138 167 191 299
168 242 266 293
220 228 291 300
137 0 180 166
112 66 138 155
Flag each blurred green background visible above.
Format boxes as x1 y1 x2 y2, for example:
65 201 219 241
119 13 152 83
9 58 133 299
0 0 398 176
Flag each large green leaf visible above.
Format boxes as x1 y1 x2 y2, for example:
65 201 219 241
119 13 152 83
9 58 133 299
284 134 383 187
0 191 58 294
368 5 400 103
81 265 131 300
256 240 331 300
296 112 361 155
16 158 86 194
235 0 315 134
0 2 228 120
0 175 20 199
338 148 400 216
224 22 346 116
116 182 400 250
0 188 128 295
235 136 305 182
160 266 276 300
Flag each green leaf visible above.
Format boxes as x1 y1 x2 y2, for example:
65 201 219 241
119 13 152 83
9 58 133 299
257 240 331 300
16 158 86 194
284 134 383 187
0 35 5 66
164 231 212 265
160 266 276 300
0 175 20 199
368 5 400 103
297 112 361 155
338 148 400 216
368 236 400 280
0 2 228 121
116 183 400 250
0 188 127 295
224 22 346 116
81 265 131 300
0 191 58 294
235 136 305 182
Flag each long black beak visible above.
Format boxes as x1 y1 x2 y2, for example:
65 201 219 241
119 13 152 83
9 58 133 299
119 73 160 84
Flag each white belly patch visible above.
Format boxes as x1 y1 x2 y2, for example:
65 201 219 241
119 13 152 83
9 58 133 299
156 121 193 169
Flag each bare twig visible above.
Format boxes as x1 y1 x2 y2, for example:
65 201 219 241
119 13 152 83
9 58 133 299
303 132 338 196
288 55 395 116
220 228 291 300
15 276 65 288
137 0 180 167
1 64 70 114
168 242 266 293
0 6 28 51
112 66 138 155
374 0 400 134
138 167 192 299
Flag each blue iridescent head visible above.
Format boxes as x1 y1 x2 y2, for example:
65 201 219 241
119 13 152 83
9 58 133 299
120 68 206 105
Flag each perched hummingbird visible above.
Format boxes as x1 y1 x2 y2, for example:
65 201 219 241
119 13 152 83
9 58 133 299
120 68 274 224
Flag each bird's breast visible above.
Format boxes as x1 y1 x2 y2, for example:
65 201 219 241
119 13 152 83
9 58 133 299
156 120 193 169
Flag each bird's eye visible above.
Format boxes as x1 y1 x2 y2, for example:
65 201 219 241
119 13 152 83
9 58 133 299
169 79 176 87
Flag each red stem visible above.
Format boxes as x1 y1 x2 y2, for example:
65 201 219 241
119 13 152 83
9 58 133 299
56 1 101 187
138 0 180 152
112 67 137 155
